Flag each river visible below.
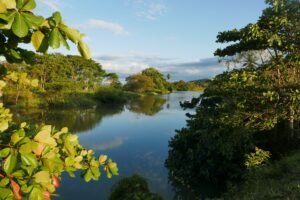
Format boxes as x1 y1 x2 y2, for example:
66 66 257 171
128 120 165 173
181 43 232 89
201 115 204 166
13 91 201 200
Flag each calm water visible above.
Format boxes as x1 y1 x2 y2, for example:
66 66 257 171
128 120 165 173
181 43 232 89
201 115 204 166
14 92 201 200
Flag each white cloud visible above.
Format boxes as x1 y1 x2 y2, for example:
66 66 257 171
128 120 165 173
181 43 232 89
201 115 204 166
37 0 61 10
126 0 167 20
94 53 226 81
82 19 128 35
137 3 167 20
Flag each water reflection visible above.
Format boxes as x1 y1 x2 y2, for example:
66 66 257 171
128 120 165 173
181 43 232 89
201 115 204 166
108 174 163 200
91 137 128 150
12 104 124 133
168 176 225 200
11 92 203 199
126 95 167 116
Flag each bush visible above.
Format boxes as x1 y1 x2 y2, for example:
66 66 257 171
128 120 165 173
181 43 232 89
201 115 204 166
94 87 128 104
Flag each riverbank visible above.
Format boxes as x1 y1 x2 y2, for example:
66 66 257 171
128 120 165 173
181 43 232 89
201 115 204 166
4 87 141 109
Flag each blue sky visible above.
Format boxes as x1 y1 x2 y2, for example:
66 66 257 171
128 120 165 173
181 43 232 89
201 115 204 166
35 0 266 81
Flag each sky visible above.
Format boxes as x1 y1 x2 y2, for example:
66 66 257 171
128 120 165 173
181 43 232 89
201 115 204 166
35 0 267 82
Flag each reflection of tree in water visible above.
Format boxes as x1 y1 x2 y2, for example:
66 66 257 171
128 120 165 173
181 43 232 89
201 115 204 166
11 104 124 133
109 174 163 200
126 96 167 116
167 174 225 200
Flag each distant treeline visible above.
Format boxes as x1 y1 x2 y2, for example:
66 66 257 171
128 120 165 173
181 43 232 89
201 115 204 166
2 53 128 108
123 67 206 94
2 54 205 108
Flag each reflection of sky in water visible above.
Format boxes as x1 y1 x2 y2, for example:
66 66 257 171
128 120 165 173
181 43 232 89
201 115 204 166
55 92 201 200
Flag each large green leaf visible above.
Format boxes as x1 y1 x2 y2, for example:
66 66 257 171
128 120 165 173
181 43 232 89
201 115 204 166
52 11 61 24
0 120 8 132
0 0 16 9
34 129 57 147
0 11 16 29
29 187 44 200
12 12 28 37
78 41 91 59
0 13 8 21
4 153 17 174
0 2 7 13
21 154 38 168
0 188 14 199
22 0 36 10
16 0 23 9
0 148 10 158
31 31 44 51
59 24 82 43
59 33 70 50
22 12 43 29
33 171 50 184
49 27 60 49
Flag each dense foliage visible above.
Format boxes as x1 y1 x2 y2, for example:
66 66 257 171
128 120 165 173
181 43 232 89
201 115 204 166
124 68 171 94
166 0 300 197
172 80 204 91
222 150 300 199
2 54 128 108
0 0 118 199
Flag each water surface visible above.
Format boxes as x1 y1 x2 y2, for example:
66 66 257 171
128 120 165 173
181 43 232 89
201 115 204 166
14 92 201 200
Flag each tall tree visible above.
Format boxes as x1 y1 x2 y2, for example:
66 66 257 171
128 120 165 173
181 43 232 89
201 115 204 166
166 0 300 196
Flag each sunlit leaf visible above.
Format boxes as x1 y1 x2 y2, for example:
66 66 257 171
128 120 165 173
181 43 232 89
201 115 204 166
22 0 36 10
12 12 28 37
4 153 17 174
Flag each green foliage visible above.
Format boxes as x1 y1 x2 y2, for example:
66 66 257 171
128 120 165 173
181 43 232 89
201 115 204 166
0 0 118 199
2 54 117 109
4 71 38 104
109 175 163 200
124 74 156 93
124 68 171 94
172 80 204 91
245 147 271 169
166 0 300 197
104 73 122 89
222 150 300 200
46 93 97 109
4 54 106 92
94 87 128 105
215 0 300 58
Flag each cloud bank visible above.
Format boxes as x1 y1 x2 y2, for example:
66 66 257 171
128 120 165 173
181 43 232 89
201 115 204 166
94 53 226 82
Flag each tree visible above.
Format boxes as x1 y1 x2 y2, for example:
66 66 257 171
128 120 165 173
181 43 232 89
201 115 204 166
124 74 155 93
166 0 300 196
0 1 118 199
124 68 171 94
5 71 38 104
4 54 106 92
104 73 122 89
167 74 171 80
141 68 169 92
